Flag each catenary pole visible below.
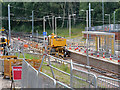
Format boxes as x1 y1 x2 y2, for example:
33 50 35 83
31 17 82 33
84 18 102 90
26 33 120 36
8 4 11 44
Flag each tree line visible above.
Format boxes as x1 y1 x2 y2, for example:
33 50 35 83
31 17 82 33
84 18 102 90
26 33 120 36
2 2 120 33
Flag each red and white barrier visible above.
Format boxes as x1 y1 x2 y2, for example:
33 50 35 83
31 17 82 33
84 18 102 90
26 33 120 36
91 50 93 56
110 54 112 60
97 51 99 57
118 56 120 63
103 53 105 58
75 48 77 50
84 48 87 53
76 43 78 50
18 37 20 40
69 45 71 49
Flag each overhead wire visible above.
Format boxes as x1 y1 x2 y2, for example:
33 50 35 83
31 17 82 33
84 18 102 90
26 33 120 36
2 5 119 25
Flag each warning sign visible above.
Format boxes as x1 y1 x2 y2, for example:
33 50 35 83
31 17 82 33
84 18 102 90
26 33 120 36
12 66 22 81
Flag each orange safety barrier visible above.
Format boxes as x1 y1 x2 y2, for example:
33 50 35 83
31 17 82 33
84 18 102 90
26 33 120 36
36 44 38 48
4 58 42 80
0 55 17 59
24 44 28 48
4 59 22 80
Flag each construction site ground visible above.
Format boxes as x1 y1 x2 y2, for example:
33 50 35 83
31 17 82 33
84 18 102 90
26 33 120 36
0 72 21 89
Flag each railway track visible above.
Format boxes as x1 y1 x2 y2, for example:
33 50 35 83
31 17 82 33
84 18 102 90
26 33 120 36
11 32 120 80
64 57 120 79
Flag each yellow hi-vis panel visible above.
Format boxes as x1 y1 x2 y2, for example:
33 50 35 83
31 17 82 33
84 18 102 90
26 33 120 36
51 38 67 47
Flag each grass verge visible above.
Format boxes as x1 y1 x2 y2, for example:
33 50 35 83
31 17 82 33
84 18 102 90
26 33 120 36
17 53 89 87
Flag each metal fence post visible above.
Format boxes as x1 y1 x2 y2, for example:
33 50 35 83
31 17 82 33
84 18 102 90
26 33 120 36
38 54 45 71
36 71 39 88
93 75 97 88
48 55 55 79
27 64 30 88
70 59 73 88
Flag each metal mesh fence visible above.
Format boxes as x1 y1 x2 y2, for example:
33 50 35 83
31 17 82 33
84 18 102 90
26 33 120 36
22 59 56 88
97 76 120 88
37 71 56 88
72 68 97 88
27 65 38 88
22 55 119 88
85 24 120 31
21 59 29 88
56 81 71 88
0 59 4 73
46 55 97 88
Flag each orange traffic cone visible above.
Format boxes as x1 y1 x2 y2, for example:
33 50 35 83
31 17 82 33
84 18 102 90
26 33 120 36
110 54 112 60
103 53 105 58
97 51 99 57
79 49 81 52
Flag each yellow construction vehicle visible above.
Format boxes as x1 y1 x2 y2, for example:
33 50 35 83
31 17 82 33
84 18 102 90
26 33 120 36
0 28 10 55
47 33 70 58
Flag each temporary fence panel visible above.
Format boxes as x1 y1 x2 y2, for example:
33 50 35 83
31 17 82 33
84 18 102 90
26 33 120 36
21 59 29 88
27 64 39 88
97 76 120 88
47 55 97 88
22 59 56 88
37 71 56 88
22 59 39 88
0 55 20 74
72 68 97 88
21 54 120 89
4 59 22 80
56 81 71 88
0 59 4 72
